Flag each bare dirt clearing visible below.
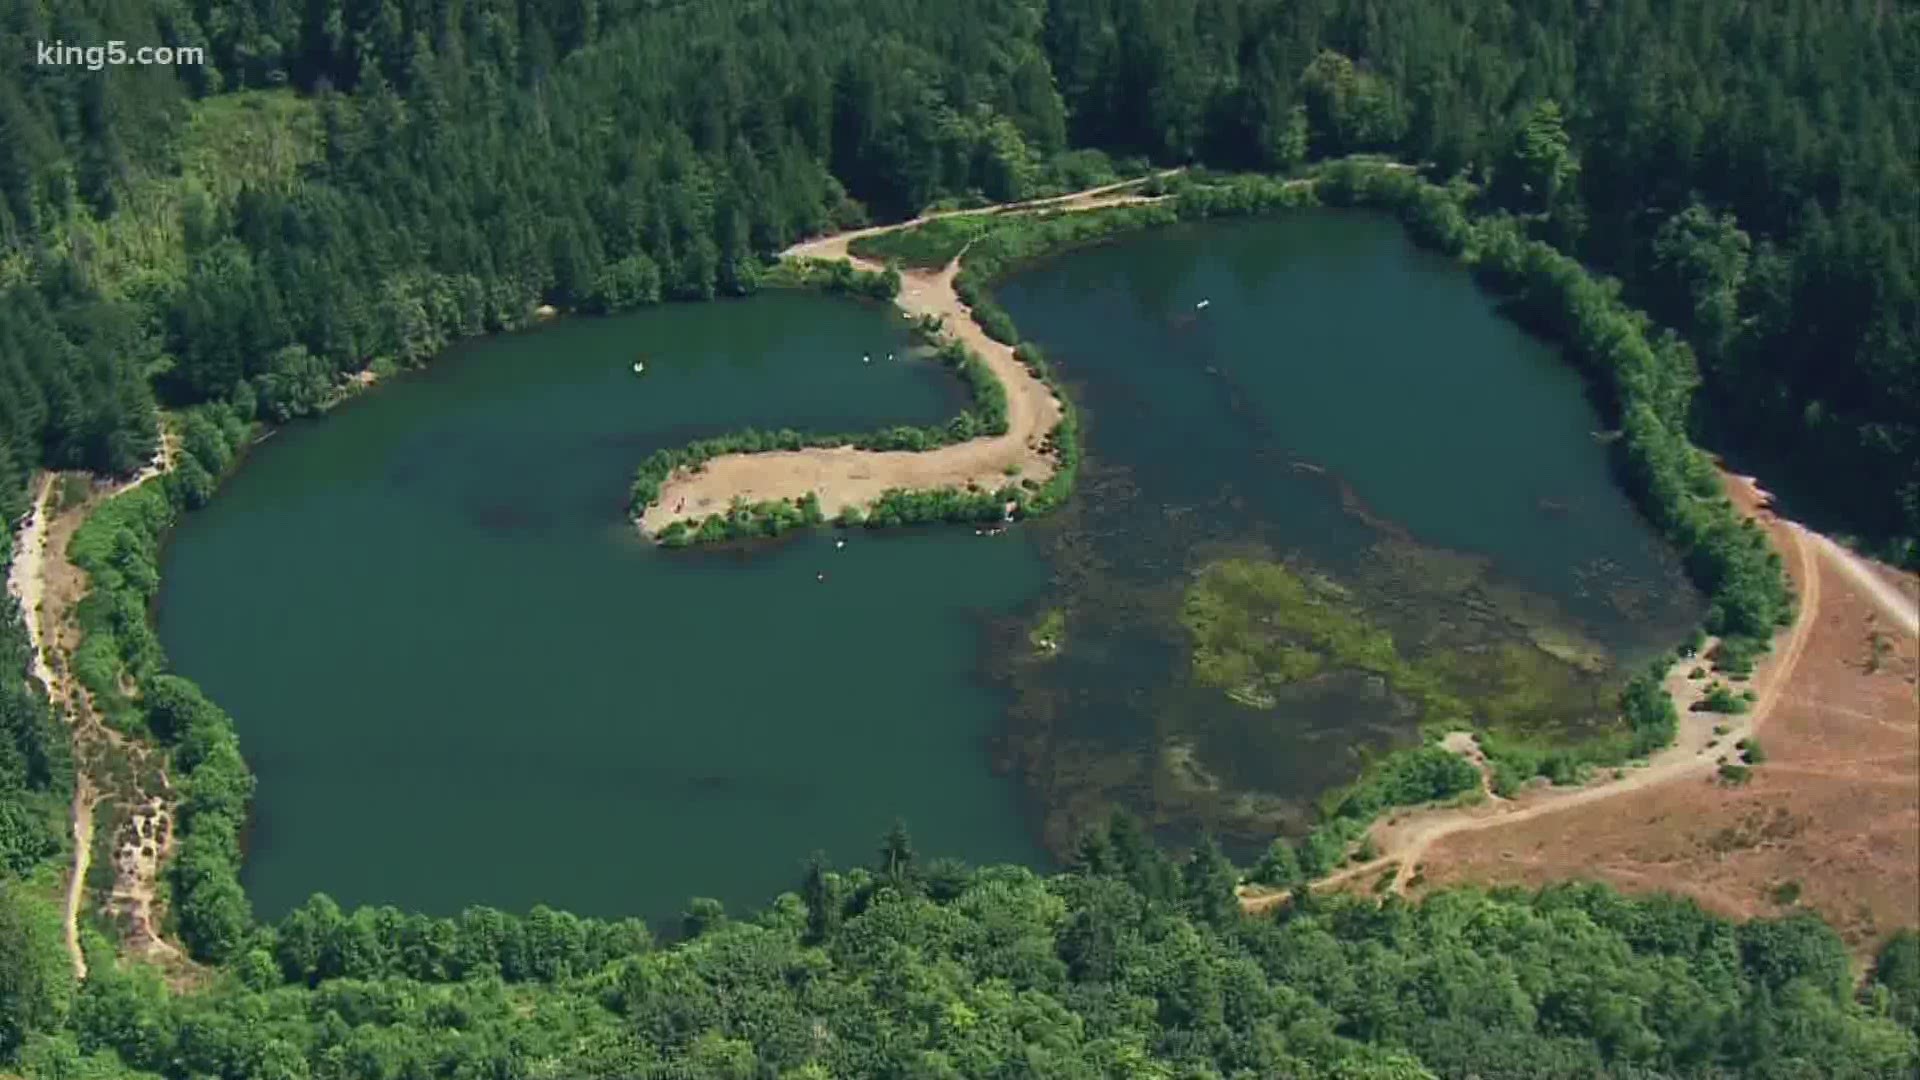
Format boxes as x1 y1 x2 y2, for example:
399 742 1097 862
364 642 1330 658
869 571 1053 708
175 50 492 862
1403 475 1918 954
1240 471 1919 956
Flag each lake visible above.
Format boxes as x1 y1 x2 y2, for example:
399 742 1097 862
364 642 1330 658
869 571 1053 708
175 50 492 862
156 210 1700 920
156 291 1050 921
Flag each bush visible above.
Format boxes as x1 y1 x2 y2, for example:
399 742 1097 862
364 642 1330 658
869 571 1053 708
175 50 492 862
1697 682 1750 714
848 216 995 269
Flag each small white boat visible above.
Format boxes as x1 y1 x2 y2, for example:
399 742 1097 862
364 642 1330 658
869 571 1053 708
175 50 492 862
888 352 895 361
862 354 871 364
835 539 846 550
632 362 645 375
1195 299 1211 310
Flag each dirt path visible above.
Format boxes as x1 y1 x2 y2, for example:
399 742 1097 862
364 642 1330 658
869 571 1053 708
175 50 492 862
637 177 1170 537
7 474 90 978
7 475 59 694
1797 527 1918 636
1241 473 1826 914
63 784 95 980
10 432 185 980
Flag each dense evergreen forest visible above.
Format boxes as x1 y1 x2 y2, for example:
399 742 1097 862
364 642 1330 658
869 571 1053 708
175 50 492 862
1 0 1916 1074
1 0 1914 556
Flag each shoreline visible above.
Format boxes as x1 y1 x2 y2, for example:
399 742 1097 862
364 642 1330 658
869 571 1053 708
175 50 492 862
635 180 1167 539
1239 471 1832 913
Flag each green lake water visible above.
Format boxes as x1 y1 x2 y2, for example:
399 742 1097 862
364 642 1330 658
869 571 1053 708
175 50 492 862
157 211 1702 920
156 292 1050 921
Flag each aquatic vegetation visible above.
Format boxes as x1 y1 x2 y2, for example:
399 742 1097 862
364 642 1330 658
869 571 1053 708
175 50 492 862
1181 557 1506 733
1183 559 1399 691
1028 608 1066 655
1173 551 1692 806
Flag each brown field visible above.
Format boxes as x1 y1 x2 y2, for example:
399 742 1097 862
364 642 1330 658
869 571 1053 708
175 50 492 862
1409 476 1920 956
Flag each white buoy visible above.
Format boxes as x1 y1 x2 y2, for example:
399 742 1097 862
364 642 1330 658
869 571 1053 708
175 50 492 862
863 354 871 364
835 539 846 550
632 362 645 374
888 352 895 361
1195 299 1211 310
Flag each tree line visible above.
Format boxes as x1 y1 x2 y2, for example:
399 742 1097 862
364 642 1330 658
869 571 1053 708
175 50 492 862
5 815 1918 1076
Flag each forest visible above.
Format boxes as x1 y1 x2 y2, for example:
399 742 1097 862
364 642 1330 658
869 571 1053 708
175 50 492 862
1 0 1916 1074
5 815 1920 1078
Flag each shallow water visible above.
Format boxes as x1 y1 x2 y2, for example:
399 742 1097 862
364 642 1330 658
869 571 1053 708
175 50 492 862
989 211 1701 852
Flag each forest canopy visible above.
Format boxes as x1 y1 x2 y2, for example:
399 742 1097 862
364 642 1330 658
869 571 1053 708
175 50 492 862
5 822 1920 1078
0 0 1912 557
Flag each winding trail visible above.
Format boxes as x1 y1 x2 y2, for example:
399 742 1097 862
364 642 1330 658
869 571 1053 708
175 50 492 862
7 434 180 980
64 786 95 979
638 177 1170 537
1241 473 1834 914
7 475 91 978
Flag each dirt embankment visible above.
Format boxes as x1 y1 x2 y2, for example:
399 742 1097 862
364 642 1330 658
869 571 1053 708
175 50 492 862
1404 476 1919 953
637 178 1168 537
7 435 189 980
1241 472 1920 955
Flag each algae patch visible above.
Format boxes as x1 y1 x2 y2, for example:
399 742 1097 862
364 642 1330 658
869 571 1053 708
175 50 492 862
1029 608 1067 657
1179 557 1604 739
1182 557 1438 714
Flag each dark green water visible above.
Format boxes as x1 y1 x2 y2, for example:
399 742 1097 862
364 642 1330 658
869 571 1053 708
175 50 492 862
156 292 1049 920
158 211 1701 920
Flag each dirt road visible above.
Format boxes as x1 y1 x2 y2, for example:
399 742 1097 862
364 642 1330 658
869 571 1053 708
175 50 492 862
637 178 1168 537
1796 526 1918 636
1410 477 1918 950
1242 472 1835 914
63 784 94 979
6 476 91 979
